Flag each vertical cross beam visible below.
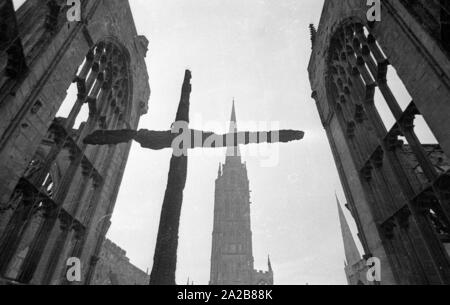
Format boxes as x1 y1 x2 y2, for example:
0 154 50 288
149 70 191 285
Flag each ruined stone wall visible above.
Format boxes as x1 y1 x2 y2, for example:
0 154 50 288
0 0 150 285
91 239 149 285
345 259 371 285
309 0 450 285
253 270 273 285
400 145 450 188
400 0 450 54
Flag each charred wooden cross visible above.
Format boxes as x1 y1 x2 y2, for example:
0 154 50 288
84 70 305 285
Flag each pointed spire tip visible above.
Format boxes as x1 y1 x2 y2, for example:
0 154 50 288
231 98 237 123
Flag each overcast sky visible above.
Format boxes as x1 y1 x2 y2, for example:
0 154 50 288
116 0 354 285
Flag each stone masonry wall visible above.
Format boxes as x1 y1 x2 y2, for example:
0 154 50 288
91 239 149 285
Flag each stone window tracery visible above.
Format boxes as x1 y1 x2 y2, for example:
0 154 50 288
327 20 450 263
0 39 132 283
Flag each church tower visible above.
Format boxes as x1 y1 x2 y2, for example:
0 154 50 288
209 102 273 285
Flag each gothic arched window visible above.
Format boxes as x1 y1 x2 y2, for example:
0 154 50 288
0 39 133 284
327 20 450 268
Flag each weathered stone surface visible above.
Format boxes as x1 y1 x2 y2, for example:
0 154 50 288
310 0 450 285
91 239 149 285
0 0 150 285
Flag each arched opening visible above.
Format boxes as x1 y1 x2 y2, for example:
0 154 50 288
326 20 450 274
0 39 133 284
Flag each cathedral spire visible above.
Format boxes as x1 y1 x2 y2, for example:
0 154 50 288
210 102 273 285
230 99 237 129
337 194 361 266
268 255 273 273
226 99 241 161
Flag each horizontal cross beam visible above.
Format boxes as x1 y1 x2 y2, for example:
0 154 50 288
83 128 305 152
